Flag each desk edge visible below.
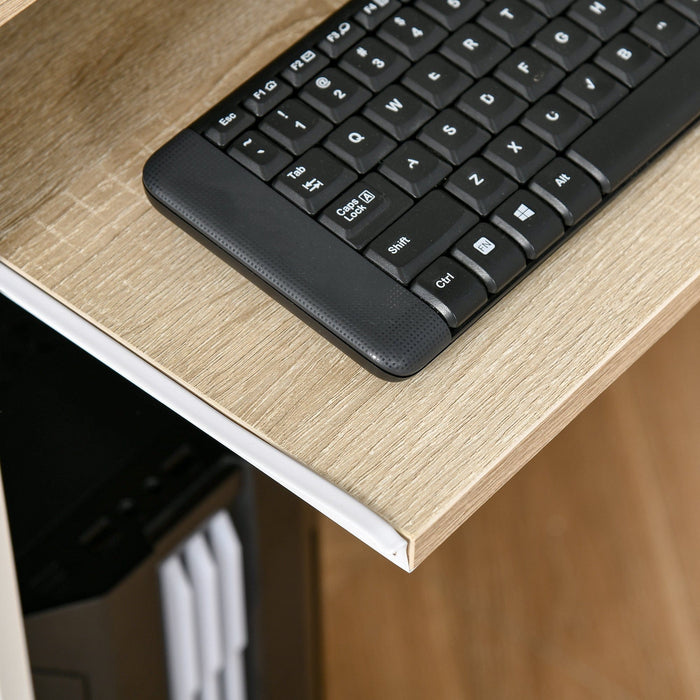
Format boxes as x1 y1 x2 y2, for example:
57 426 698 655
0 261 411 572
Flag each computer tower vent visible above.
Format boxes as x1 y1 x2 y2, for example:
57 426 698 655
159 511 247 700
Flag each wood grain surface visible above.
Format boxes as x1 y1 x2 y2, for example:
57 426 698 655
1 0 698 568
0 0 36 28
321 306 700 699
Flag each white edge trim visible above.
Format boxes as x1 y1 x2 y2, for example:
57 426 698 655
0 263 410 571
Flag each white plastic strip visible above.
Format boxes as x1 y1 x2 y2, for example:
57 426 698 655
159 557 200 700
183 535 224 700
0 263 410 570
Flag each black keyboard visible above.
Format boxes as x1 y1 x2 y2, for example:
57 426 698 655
143 0 700 378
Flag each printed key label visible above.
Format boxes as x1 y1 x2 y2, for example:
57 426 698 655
473 237 495 255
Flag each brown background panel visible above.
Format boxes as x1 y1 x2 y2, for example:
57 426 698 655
321 305 700 699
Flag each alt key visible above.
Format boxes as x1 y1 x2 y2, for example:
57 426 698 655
411 257 487 328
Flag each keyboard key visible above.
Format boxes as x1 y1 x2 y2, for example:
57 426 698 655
299 68 372 123
532 17 602 70
355 0 402 29
451 222 527 292
203 104 255 148
624 0 655 8
364 85 436 140
523 0 576 18
365 191 477 283
324 116 397 173
379 141 453 196
477 0 548 46
623 0 655 9
439 23 510 77
260 99 332 155
457 78 528 132
318 20 366 58
491 191 565 258
282 48 330 87
243 77 293 116
558 63 629 117
227 131 293 181
630 5 698 55
567 35 700 192
529 156 602 223
319 173 412 249
416 0 485 29
594 33 664 86
445 157 519 213
567 0 637 40
495 48 566 101
340 38 411 91
411 257 488 326
483 125 555 182
418 109 490 164
377 7 448 60
273 148 357 214
520 94 592 148
666 0 700 24
402 53 474 108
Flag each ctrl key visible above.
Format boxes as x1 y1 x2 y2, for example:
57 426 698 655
411 257 487 328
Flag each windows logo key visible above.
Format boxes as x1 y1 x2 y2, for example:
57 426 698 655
513 203 535 222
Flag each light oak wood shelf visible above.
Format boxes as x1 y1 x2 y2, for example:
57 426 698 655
0 0 37 28
1 0 698 569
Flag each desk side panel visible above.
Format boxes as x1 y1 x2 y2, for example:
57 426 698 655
0 466 34 700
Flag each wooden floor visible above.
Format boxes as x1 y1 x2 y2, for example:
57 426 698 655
319 304 700 700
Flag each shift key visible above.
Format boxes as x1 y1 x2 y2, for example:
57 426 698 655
319 174 412 250
365 191 477 284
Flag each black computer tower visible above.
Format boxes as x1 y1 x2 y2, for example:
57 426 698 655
0 293 320 700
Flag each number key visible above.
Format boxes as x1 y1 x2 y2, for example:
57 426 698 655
260 99 332 155
340 37 410 91
416 0 485 30
377 7 448 60
299 68 371 123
